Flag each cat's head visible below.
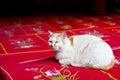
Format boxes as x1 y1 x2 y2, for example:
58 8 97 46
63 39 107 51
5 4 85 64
48 31 67 51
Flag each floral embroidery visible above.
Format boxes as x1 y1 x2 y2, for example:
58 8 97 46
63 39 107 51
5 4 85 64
115 59 120 65
32 26 44 34
33 75 42 80
25 65 79 80
45 69 60 77
79 30 111 38
61 25 72 29
14 22 22 27
104 16 112 20
34 21 42 24
4 30 14 37
76 19 83 22
10 38 40 49
112 29 120 33
52 75 66 80
56 20 64 24
25 67 38 71
87 23 96 28
105 21 116 26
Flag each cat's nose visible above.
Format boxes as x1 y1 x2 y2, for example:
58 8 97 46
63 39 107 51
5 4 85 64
50 45 53 48
50 45 56 49
51 46 55 48
50 45 54 48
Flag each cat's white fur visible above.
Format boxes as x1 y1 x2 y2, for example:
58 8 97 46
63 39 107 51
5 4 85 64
48 31 115 70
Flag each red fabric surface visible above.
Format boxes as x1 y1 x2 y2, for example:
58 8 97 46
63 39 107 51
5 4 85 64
1 55 120 80
0 14 120 80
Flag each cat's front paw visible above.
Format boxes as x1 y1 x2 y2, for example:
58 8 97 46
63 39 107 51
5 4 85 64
59 59 70 65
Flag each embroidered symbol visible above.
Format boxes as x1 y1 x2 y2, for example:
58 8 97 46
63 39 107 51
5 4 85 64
45 69 61 77
32 26 44 34
10 38 39 49
61 25 72 29
4 30 14 37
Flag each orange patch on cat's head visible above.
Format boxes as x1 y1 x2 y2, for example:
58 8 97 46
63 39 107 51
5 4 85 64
69 37 74 46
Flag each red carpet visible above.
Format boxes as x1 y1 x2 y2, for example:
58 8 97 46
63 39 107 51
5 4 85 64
0 14 120 80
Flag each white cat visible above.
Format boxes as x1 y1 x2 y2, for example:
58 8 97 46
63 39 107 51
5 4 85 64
48 31 115 70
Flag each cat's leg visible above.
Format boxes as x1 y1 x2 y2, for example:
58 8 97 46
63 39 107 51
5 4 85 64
71 58 89 67
71 63 82 67
59 59 71 65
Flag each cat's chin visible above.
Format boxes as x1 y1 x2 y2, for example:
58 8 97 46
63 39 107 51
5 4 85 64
52 47 62 52
53 49 61 53
54 49 61 52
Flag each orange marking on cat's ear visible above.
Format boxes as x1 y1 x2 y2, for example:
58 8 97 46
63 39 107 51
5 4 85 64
69 37 74 46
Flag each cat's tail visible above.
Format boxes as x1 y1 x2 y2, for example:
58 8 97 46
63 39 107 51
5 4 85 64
86 57 115 70
101 57 115 70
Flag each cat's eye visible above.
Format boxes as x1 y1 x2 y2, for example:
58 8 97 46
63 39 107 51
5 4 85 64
49 41 52 43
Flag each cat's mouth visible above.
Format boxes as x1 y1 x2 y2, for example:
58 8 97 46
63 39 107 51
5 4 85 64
51 46 61 51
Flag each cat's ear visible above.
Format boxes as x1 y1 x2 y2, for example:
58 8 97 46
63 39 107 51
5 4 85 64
61 31 67 39
48 30 53 35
